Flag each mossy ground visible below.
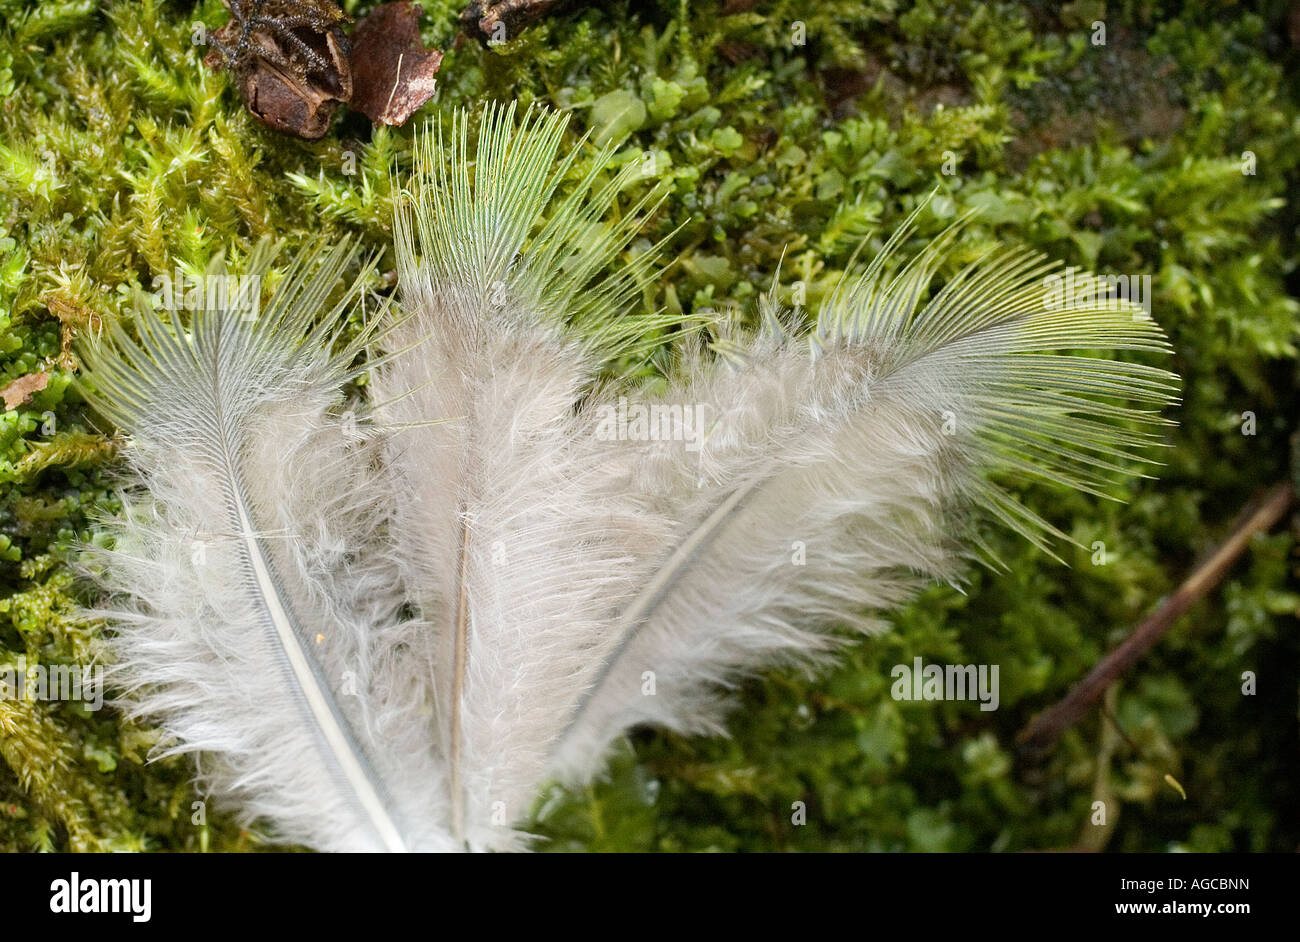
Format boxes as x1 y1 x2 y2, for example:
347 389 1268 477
0 0 1295 851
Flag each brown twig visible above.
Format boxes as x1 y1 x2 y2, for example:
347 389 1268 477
1017 480 1296 756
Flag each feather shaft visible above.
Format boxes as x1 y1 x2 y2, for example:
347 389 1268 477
449 509 472 845
229 485 407 853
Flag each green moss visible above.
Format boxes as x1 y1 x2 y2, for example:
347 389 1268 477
0 0 1295 851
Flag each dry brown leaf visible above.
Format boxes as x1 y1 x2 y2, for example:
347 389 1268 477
459 0 574 45
351 2 443 126
204 0 353 140
2 372 49 411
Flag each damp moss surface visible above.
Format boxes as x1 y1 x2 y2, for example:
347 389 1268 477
0 0 1296 852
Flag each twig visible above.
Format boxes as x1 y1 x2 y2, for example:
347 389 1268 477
1017 480 1296 756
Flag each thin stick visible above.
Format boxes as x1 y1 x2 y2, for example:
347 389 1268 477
1017 481 1295 756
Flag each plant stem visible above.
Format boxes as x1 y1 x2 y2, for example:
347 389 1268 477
1017 481 1295 756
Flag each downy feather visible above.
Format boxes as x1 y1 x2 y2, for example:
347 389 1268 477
371 103 671 850
80 241 452 852
549 209 1180 783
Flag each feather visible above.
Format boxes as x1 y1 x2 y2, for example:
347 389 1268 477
79 241 452 852
549 208 1180 784
371 103 671 850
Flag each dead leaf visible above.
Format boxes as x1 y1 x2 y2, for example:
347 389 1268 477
351 2 443 126
459 0 574 45
205 0 353 140
2 373 49 411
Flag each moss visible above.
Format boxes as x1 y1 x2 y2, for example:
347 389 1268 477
0 0 1295 851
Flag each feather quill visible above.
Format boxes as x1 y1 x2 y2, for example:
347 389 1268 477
80 241 452 852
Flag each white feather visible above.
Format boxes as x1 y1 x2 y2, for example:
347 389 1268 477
371 104 670 850
80 241 453 852
549 211 1179 785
